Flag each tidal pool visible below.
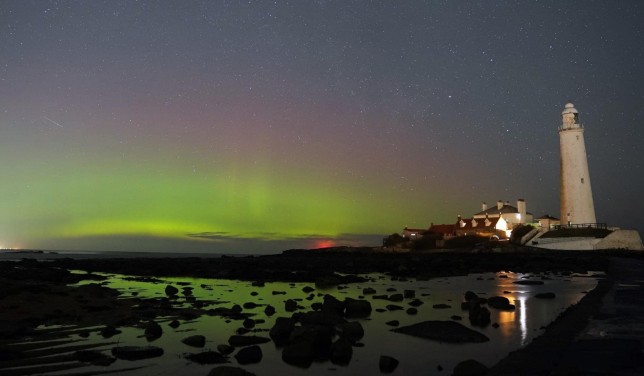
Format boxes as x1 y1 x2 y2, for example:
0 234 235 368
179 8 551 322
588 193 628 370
30 270 600 375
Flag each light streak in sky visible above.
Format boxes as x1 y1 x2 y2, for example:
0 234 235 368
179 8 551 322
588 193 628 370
43 116 63 128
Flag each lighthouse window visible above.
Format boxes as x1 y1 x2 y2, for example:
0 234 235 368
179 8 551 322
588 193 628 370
581 178 585 184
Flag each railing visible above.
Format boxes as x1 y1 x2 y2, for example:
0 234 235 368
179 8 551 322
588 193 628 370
553 223 608 230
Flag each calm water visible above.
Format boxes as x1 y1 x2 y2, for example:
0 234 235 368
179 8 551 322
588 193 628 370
29 270 600 375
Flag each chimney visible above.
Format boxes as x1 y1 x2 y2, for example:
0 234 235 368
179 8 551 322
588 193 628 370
517 199 526 223
482 202 487 211
497 200 503 210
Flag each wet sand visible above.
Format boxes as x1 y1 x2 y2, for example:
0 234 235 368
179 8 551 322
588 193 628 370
1 248 643 375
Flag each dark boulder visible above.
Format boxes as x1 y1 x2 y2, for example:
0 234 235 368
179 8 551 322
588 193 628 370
433 303 451 309
344 298 372 318
336 321 364 342
285 299 298 312
464 291 478 301
264 305 276 316
392 320 489 343
452 359 488 376
469 304 491 327
300 310 344 327
182 335 206 348
269 317 295 345
186 351 229 364
322 295 345 315
379 355 399 373
362 287 376 295
112 346 164 361
164 285 179 296
535 292 556 299
234 345 262 365
282 341 313 368
217 344 235 355
228 335 271 347
513 280 544 285
207 366 255 376
330 337 352 365
145 320 163 341
487 296 515 310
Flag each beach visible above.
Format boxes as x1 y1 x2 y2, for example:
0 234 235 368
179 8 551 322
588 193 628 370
1 248 642 375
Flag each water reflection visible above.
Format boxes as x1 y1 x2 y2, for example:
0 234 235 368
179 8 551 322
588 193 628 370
48 271 599 376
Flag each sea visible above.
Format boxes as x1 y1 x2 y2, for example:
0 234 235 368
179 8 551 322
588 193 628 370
0 250 602 376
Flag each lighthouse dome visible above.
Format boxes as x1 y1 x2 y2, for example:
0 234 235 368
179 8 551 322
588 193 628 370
562 102 578 115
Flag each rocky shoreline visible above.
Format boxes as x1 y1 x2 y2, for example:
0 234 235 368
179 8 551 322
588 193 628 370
1 248 642 375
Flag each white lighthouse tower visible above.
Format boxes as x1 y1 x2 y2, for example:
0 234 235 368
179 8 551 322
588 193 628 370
559 102 596 227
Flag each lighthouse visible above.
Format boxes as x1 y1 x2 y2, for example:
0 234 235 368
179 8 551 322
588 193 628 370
559 102 596 226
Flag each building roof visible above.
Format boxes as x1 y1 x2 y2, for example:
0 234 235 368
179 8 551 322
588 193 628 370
456 217 500 230
428 224 455 235
474 204 532 216
537 214 560 220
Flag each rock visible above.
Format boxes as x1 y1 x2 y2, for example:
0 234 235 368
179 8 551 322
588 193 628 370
164 285 179 296
264 305 276 316
487 296 515 310
392 321 489 343
322 295 345 315
464 291 479 301
145 320 163 341
452 359 488 376
469 305 491 327
388 294 404 302
513 280 544 285
535 292 556 299
186 351 229 364
270 317 296 345
207 366 256 376
285 299 298 312
451 315 463 321
300 310 344 327
217 344 235 355
243 302 260 309
386 304 404 311
234 345 262 365
75 350 116 366
386 320 400 327
379 355 399 373
407 307 418 315
272 291 286 295
408 299 424 307
112 346 164 361
282 341 313 368
100 325 121 338
289 326 333 362
330 337 352 365
362 287 376 295
302 286 315 293
168 320 180 328
433 303 451 309
404 289 416 298
228 335 271 347
182 335 206 348
336 321 364 342
251 281 265 287
344 298 372 318
242 319 255 329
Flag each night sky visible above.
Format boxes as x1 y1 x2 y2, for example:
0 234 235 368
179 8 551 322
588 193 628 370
1 1 643 253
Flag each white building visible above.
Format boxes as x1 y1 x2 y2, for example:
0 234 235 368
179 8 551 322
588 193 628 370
559 103 596 226
473 199 533 229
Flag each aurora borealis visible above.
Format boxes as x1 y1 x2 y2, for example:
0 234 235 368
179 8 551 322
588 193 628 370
1 1 643 253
